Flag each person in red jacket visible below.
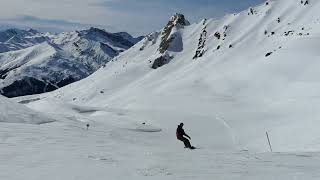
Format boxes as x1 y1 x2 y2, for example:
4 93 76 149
176 123 195 149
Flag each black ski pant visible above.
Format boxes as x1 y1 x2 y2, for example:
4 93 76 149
180 137 192 148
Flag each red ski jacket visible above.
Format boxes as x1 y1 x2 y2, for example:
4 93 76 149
176 126 186 140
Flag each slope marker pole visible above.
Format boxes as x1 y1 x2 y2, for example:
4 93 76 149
266 131 273 152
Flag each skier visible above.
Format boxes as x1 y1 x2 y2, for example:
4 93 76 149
176 123 195 149
86 123 90 130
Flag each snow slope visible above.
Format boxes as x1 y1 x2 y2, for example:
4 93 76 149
33 0 320 152
3 0 320 179
0 95 53 124
0 28 143 97
1 115 320 180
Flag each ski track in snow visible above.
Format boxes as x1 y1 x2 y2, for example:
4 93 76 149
0 106 320 180
1 118 320 180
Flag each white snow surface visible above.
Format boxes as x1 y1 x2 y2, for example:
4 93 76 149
0 95 53 124
2 0 320 179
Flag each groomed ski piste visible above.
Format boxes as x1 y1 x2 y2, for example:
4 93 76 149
2 0 320 179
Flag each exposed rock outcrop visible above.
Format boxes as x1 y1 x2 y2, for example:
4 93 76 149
193 26 208 59
158 13 190 54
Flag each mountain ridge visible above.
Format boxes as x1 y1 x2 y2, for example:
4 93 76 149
0 27 143 97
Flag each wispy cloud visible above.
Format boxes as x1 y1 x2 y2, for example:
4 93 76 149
0 15 117 33
0 0 265 36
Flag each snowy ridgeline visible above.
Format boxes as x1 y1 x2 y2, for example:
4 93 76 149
0 28 143 97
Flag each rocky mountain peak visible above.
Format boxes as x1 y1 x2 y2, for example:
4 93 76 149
158 13 189 54
169 13 190 27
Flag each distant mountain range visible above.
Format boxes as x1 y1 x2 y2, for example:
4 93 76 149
0 28 143 97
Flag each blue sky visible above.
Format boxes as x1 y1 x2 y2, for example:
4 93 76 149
0 0 265 36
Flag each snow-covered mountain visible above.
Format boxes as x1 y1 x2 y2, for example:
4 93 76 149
5 0 320 179
30 0 320 152
0 29 49 53
0 28 143 97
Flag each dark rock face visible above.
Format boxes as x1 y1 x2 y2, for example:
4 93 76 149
149 14 189 70
0 76 79 98
0 29 49 53
56 76 76 87
214 32 221 40
159 13 190 54
113 32 144 44
1 77 57 98
83 28 143 49
0 69 11 79
193 26 207 59
151 56 171 69
0 66 22 79
99 42 118 56
265 52 273 57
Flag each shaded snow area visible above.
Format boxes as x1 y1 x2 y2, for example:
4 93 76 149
2 0 320 179
0 95 53 124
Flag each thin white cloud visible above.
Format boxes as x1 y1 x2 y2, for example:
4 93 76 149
0 0 127 33
0 0 115 23
0 15 119 33
0 0 264 35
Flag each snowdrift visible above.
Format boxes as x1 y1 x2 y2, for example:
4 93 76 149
0 95 54 124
